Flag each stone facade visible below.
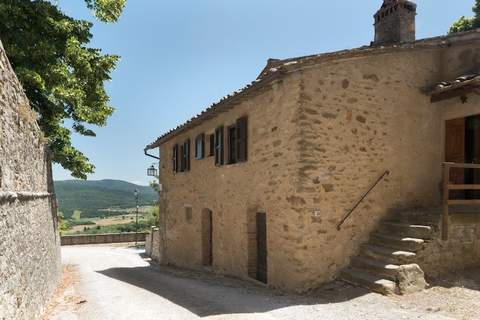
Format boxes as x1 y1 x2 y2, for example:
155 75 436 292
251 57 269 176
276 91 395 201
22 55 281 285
418 212 480 278
146 28 480 291
0 41 61 319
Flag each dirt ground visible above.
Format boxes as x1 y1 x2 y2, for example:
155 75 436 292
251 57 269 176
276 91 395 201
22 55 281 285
43 245 480 320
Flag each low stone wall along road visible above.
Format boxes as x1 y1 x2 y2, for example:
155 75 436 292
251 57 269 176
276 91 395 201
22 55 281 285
61 232 147 245
49 245 480 320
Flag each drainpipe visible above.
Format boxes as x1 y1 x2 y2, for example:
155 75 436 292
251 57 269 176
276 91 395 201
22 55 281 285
144 147 167 264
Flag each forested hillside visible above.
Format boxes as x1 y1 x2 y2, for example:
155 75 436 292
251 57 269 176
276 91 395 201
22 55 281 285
55 180 157 218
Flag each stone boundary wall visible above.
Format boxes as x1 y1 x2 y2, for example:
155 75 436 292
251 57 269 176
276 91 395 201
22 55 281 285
0 39 61 320
61 232 147 246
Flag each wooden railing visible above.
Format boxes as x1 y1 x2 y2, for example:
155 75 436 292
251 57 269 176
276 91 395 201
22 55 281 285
442 162 480 240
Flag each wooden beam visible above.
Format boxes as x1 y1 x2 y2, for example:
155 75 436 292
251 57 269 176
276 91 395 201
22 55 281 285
443 162 480 169
448 184 480 190
447 199 480 205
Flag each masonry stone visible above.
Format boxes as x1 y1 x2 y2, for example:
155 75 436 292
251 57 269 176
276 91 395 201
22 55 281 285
0 40 61 319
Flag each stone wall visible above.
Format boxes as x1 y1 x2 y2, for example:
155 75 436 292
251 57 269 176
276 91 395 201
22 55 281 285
154 31 480 292
290 38 480 290
418 213 480 278
61 232 147 246
0 41 61 319
157 73 301 288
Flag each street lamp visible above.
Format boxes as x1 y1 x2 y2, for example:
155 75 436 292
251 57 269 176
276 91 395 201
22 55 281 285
134 189 139 247
147 165 158 177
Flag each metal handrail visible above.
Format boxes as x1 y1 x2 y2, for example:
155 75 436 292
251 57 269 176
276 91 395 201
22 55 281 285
442 162 480 240
337 170 390 230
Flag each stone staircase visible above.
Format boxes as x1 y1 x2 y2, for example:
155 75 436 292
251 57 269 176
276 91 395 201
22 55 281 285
340 214 436 295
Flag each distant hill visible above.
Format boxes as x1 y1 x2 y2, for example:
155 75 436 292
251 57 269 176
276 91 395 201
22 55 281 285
54 179 158 219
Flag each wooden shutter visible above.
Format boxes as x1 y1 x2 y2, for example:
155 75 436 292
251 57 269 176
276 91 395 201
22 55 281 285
446 118 466 199
227 125 237 164
179 144 185 172
209 134 215 156
172 144 178 172
195 134 205 160
186 139 191 171
237 116 248 162
215 126 224 165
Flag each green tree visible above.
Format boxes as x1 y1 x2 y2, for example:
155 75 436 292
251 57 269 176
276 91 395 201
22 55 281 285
449 0 480 33
58 211 70 235
0 0 125 178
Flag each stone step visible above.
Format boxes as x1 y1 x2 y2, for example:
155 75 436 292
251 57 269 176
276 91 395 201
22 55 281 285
370 233 425 252
378 222 433 239
361 245 416 265
351 256 400 281
340 267 397 295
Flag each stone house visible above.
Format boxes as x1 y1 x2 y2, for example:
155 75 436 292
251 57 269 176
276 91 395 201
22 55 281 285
145 0 480 293
0 39 61 318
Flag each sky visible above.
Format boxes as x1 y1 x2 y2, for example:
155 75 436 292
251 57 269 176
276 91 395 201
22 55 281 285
53 0 477 185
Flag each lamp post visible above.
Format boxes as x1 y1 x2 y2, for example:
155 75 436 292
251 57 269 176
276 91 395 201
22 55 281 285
134 189 139 247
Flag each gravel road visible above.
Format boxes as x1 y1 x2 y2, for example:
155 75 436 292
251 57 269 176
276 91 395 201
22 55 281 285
46 244 478 320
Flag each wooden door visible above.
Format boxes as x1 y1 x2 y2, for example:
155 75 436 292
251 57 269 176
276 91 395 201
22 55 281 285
466 115 480 199
256 212 267 283
445 118 466 199
202 209 213 266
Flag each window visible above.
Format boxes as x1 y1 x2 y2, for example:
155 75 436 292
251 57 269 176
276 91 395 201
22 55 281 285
227 125 237 164
236 116 248 162
179 144 185 172
226 116 248 164
172 144 179 173
214 126 224 165
195 134 205 160
185 206 193 223
208 134 215 157
180 139 190 172
180 139 191 172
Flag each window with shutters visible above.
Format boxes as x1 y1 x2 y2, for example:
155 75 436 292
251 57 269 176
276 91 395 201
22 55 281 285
227 125 237 164
236 116 248 162
208 134 215 157
179 144 185 172
214 126 224 165
180 139 191 172
195 134 205 160
172 144 179 173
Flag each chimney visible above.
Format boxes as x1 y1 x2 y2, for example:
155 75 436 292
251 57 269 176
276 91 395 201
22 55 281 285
373 0 417 45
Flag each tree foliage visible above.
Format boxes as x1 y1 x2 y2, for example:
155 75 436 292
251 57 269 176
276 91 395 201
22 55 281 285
0 0 125 178
449 0 480 33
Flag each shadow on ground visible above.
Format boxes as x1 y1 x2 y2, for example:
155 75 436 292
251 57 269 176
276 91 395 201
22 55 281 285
427 267 480 291
97 258 370 317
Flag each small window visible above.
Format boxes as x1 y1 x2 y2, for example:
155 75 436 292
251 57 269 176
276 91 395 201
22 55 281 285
172 144 179 173
214 126 224 166
185 206 193 222
195 134 205 160
208 134 215 157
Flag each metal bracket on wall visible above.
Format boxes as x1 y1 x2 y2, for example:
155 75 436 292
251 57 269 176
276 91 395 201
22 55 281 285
144 149 160 160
